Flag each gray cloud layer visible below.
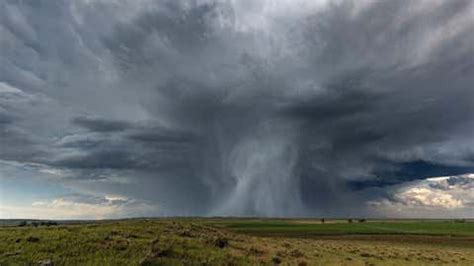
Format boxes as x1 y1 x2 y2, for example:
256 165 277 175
1 0 473 217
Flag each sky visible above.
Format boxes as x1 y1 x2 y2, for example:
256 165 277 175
0 0 473 219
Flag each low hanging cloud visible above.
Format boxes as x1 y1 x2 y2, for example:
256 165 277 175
0 0 473 218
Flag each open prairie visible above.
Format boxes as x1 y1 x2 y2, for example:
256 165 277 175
1 219 473 265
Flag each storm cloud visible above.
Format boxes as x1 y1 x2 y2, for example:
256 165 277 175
0 0 473 218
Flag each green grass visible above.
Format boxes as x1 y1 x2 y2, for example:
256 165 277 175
0 220 256 265
216 219 474 237
0 221 154 265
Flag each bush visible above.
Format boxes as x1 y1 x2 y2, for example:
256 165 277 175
214 237 229 249
272 256 282 264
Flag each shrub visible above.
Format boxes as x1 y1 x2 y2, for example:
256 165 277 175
272 256 282 264
213 237 229 248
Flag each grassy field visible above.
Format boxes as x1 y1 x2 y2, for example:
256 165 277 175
1 218 473 265
214 219 474 236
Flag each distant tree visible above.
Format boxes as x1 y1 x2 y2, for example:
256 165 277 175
358 219 366 223
41 221 58 227
18 221 27 227
31 221 39 227
321 218 325 224
348 219 353 223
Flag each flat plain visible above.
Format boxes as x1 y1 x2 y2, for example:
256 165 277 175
0 218 473 265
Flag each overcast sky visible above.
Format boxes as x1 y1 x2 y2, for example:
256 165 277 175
1 0 473 219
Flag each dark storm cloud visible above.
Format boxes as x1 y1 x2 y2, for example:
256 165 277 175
0 112 14 125
72 116 132 132
349 161 474 190
1 0 473 217
128 128 196 144
52 124 197 171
